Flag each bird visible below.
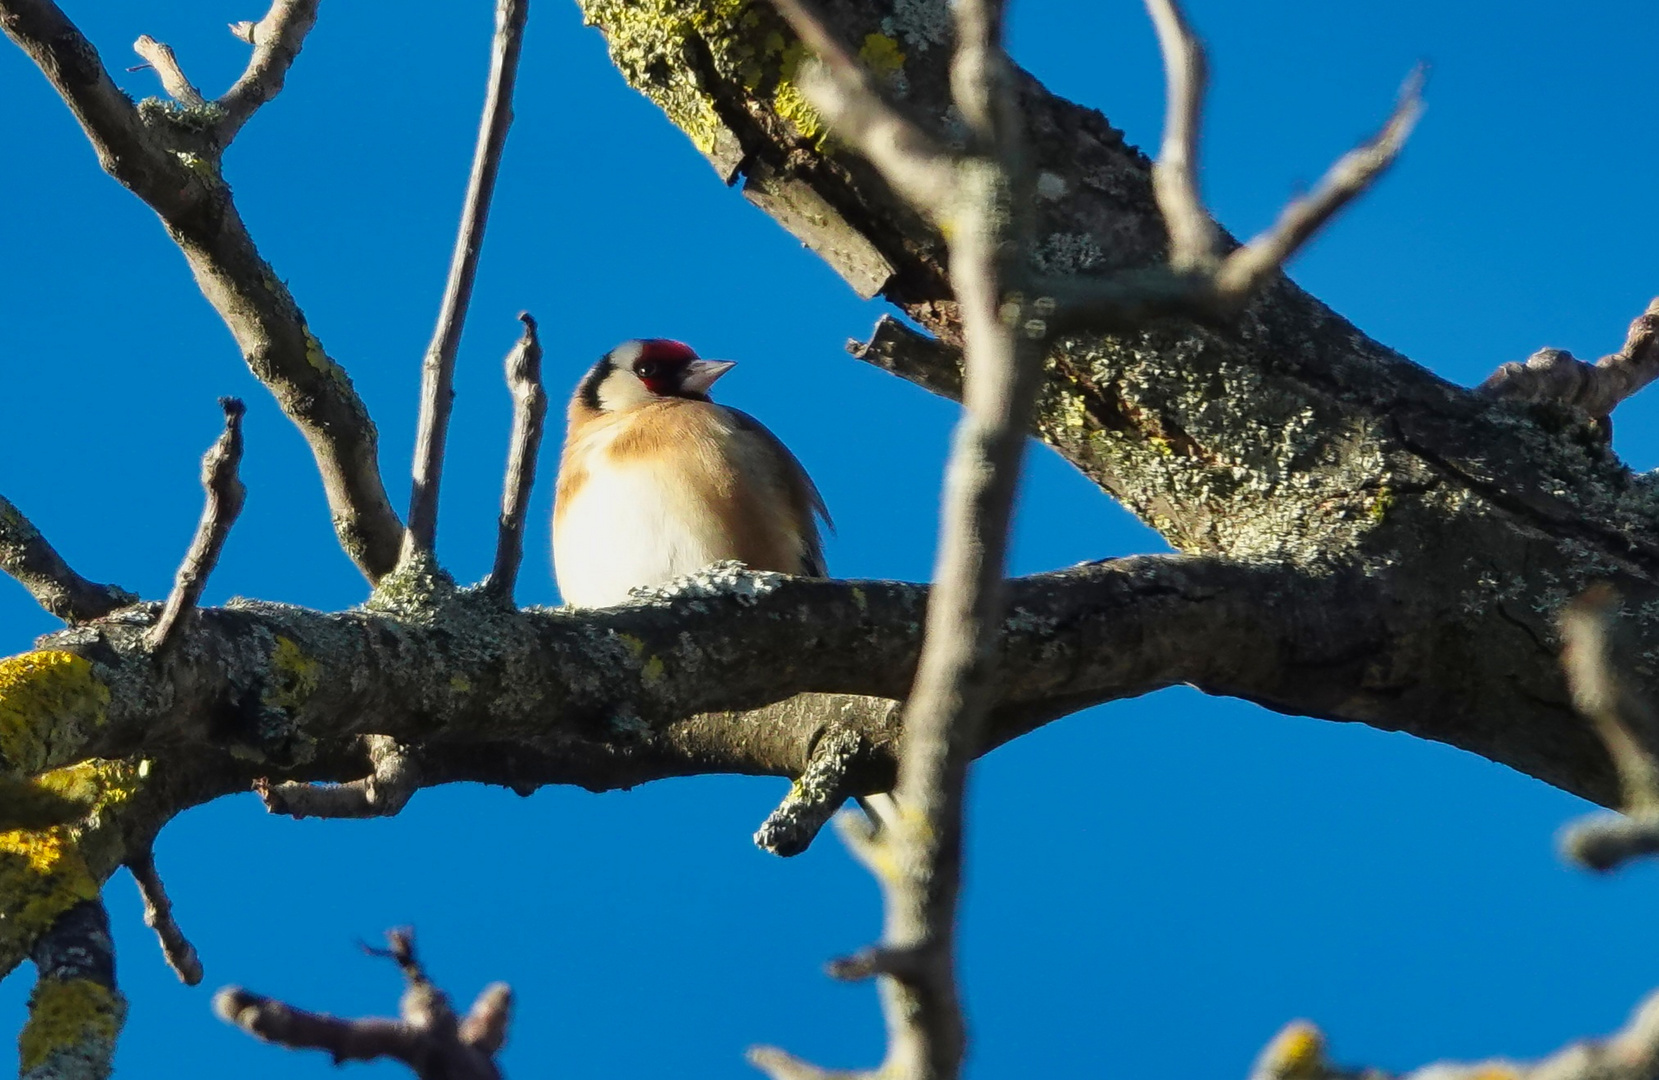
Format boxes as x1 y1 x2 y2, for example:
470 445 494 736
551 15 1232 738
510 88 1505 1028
552 338 831 607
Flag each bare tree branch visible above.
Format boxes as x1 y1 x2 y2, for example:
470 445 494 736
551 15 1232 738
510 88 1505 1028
216 929 509 1080
125 845 203 986
1144 0 1218 271
1213 66 1424 301
256 735 421 819
131 34 204 107
404 0 530 563
148 398 247 656
1481 298 1659 420
1 0 406 582
215 0 320 143
486 313 546 602
1249 988 1659 1079
0 494 138 623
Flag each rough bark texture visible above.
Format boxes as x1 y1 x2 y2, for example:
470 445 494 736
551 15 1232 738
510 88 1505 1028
578 0 1659 805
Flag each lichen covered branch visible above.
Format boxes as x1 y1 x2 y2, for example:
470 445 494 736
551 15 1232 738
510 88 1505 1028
148 398 247 656
486 313 547 601
753 722 884 857
404 0 530 563
22 900 126 1080
215 929 510 1080
0 494 138 623
1481 297 1659 420
126 845 203 986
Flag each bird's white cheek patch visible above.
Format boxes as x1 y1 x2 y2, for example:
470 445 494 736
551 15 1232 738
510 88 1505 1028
554 464 730 607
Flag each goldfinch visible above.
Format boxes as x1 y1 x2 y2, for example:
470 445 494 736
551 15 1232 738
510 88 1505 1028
553 339 831 607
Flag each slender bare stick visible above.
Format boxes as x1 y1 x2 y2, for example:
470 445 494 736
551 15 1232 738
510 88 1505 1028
1144 0 1218 270
486 313 546 601
126 845 204 986
256 735 421 819
1214 67 1424 300
131 35 205 107
403 0 530 564
216 0 321 142
0 493 138 622
148 398 247 655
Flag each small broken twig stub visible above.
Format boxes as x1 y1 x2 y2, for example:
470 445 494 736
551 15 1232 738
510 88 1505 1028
126 844 203 985
256 735 421 819
131 35 205 107
216 928 511 1080
149 398 247 655
404 0 530 564
1481 297 1659 420
487 312 547 601
754 725 873 857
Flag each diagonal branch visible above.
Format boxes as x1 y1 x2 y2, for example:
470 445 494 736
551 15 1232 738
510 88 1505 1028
0 494 138 623
1480 297 1659 420
148 398 248 656
1 0 405 583
216 0 321 143
486 313 546 602
403 0 530 563
126 844 203 986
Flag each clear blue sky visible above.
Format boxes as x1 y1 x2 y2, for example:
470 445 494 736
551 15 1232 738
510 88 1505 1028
3 1 1658 1076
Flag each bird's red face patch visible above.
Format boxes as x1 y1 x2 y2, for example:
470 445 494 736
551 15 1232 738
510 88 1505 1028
632 340 699 396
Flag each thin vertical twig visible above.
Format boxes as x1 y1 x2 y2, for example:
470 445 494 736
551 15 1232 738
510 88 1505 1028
149 398 247 655
486 312 546 601
403 0 530 564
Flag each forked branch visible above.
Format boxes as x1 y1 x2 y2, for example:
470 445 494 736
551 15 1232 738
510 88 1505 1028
216 929 511 1080
404 0 531 563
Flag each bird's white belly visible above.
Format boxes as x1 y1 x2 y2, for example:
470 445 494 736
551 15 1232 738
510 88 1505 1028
554 463 730 607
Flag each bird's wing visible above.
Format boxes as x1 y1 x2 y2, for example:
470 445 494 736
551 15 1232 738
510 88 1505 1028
724 407 833 577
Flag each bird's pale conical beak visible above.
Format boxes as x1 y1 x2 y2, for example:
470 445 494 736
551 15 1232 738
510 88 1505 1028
680 359 736 395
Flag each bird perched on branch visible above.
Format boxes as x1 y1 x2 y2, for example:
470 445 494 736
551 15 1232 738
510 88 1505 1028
553 339 831 607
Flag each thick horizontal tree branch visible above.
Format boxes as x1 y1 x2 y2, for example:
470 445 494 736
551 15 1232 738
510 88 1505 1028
1 0 405 582
0 494 138 623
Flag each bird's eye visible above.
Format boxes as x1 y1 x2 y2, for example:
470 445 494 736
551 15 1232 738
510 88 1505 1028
634 360 660 379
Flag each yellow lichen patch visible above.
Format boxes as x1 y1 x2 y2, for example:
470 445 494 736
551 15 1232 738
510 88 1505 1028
857 32 905 78
1466 1068 1520 1080
0 830 99 973
19 977 124 1073
641 655 666 686
449 674 472 694
0 652 108 776
266 636 321 711
1259 1020 1326 1078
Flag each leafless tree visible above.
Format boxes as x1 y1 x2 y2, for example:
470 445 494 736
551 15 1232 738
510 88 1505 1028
2 0 1658 1078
